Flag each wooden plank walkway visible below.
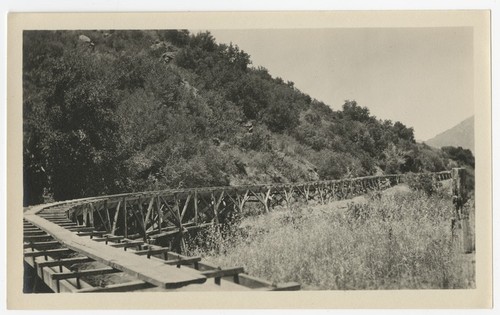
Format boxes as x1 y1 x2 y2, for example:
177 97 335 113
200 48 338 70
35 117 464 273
24 214 207 289
23 170 454 293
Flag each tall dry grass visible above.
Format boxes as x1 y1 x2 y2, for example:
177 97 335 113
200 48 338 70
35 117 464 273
187 186 475 290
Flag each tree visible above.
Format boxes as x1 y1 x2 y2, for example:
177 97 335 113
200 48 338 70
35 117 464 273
24 45 123 201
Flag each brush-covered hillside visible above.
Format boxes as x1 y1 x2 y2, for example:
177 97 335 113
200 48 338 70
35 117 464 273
23 30 473 205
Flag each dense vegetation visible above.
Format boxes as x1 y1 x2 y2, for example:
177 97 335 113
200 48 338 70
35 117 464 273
23 30 474 205
189 185 475 289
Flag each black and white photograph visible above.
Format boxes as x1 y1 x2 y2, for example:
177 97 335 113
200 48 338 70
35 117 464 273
6 10 492 309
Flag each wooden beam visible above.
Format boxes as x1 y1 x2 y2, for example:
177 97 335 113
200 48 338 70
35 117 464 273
56 223 79 227
201 267 244 285
104 200 112 232
76 231 108 237
23 230 47 236
25 214 207 288
143 197 155 231
255 282 301 291
24 248 73 258
134 247 170 258
37 257 94 269
92 235 124 243
24 234 53 242
67 226 95 232
23 240 60 249
194 191 198 224
23 227 43 232
109 240 144 250
156 196 163 233
111 200 121 235
92 202 107 231
123 198 128 238
75 280 155 293
180 194 191 222
42 219 73 224
165 256 201 268
51 267 120 281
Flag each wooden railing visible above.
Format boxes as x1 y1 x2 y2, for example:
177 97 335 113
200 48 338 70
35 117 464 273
24 170 459 293
42 171 453 251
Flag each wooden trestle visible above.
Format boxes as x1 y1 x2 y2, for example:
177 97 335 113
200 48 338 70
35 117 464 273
23 171 451 293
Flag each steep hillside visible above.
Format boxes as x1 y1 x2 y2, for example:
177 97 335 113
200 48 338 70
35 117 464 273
22 30 472 205
426 116 474 153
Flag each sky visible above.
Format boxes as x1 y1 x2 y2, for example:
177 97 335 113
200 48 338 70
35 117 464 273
208 28 474 141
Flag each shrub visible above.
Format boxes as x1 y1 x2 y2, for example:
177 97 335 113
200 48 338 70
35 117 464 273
406 173 441 196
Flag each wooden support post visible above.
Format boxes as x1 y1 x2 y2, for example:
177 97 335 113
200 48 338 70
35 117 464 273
283 188 292 209
131 203 147 242
144 197 155 231
318 186 325 204
173 195 186 254
111 201 121 235
104 201 112 232
452 168 473 253
156 196 163 233
91 203 106 231
89 205 95 227
83 208 88 227
201 267 244 285
194 191 199 224
165 256 201 268
37 257 94 269
24 248 72 258
236 190 249 212
123 198 128 238
93 235 124 243
180 194 191 222
263 188 271 213
212 192 224 225
304 186 310 203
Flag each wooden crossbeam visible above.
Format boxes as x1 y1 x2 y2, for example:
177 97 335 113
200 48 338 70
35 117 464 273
23 230 48 236
104 200 112 232
134 247 170 258
111 200 121 235
38 215 67 219
201 266 244 278
23 240 60 249
130 204 147 241
75 280 155 293
92 235 124 243
57 223 79 227
179 194 192 222
92 202 108 231
109 240 144 250
24 248 73 258
23 227 43 232
77 230 108 237
165 256 201 268
51 267 120 281
143 197 155 230
45 219 73 223
24 234 53 241
67 226 95 232
159 195 181 226
201 267 244 285
255 282 301 291
37 257 94 269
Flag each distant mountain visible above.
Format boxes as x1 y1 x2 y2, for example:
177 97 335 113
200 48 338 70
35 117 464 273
426 116 474 153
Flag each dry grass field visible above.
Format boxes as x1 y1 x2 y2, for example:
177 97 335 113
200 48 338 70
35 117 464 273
188 184 475 290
